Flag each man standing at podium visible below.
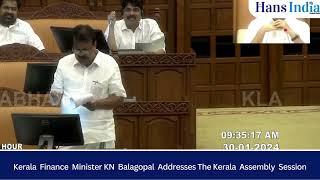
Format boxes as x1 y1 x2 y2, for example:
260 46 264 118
104 0 165 53
0 0 44 50
50 25 126 149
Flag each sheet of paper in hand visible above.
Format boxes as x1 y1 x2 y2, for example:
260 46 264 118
70 93 94 108
90 81 106 99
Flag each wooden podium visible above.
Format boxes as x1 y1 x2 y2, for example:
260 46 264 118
113 53 196 149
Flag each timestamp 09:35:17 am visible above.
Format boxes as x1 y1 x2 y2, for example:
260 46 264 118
221 131 280 139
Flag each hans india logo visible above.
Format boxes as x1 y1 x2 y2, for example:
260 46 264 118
249 0 320 18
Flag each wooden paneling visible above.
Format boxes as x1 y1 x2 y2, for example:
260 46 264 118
215 8 232 30
191 0 211 3
240 63 260 84
141 116 181 149
308 61 320 81
308 88 320 105
215 63 236 84
22 0 42 7
284 61 304 82
149 68 187 101
191 63 211 85
147 0 169 4
103 0 120 5
281 88 303 106
115 116 139 149
213 90 236 107
192 92 210 108
191 9 211 31
121 68 147 101
276 43 320 106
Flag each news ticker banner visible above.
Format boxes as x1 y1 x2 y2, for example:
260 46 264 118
0 151 319 179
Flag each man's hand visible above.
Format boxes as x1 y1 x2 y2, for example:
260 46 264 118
107 11 118 51
273 20 288 30
83 101 96 111
49 91 62 106
108 11 116 24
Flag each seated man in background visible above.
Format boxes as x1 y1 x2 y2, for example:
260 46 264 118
104 0 165 53
245 17 310 44
50 25 126 149
0 0 44 50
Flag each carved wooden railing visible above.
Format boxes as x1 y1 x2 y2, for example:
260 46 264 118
0 44 52 61
0 87 190 115
30 2 97 19
0 44 196 65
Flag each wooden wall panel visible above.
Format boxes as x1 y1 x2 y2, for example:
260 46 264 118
308 61 320 81
140 116 181 149
189 0 268 108
22 0 42 7
277 42 320 106
191 63 211 85
240 63 260 84
115 117 139 149
147 0 168 4
149 68 187 101
191 0 211 3
215 8 232 30
121 69 147 101
308 88 320 105
158 9 168 33
103 0 120 5
213 90 236 107
193 92 210 108
215 64 236 84
191 9 211 31
281 88 303 106
284 61 304 82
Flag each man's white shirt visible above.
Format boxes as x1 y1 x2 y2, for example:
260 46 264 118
0 19 45 50
245 17 310 44
104 18 165 50
51 51 127 144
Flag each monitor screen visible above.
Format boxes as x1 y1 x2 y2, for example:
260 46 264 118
24 63 57 94
12 113 84 146
50 26 110 54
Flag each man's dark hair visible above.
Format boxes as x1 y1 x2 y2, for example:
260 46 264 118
121 0 143 11
72 25 96 44
0 0 22 9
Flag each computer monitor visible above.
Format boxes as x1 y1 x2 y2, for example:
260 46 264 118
24 63 57 94
50 26 109 54
12 113 84 149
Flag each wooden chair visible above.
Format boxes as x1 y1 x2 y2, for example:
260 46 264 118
26 2 108 54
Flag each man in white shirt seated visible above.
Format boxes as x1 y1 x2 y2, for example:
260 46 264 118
50 25 127 149
0 0 44 50
245 17 310 44
104 0 165 53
